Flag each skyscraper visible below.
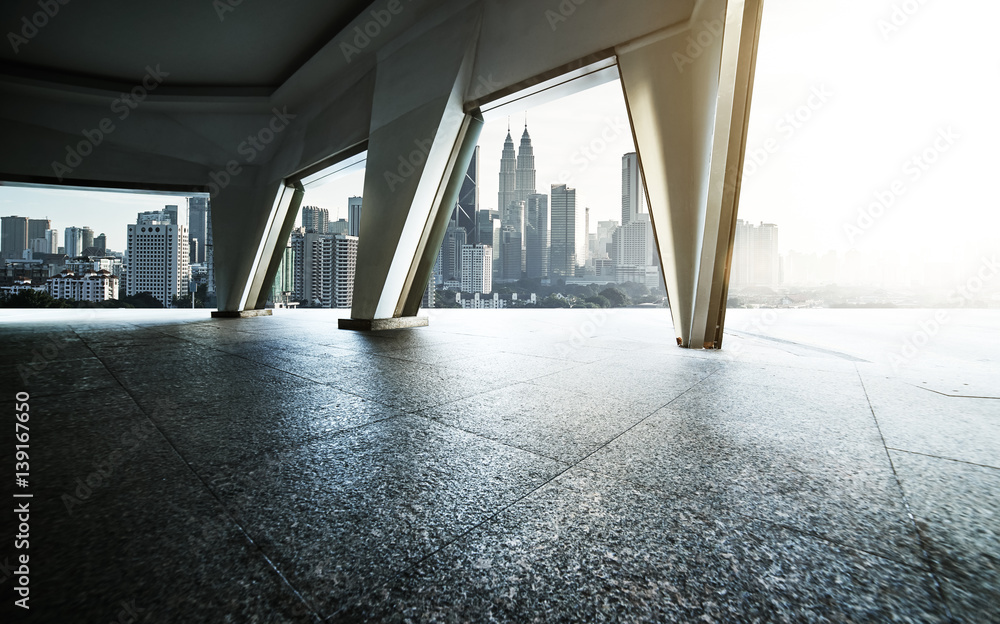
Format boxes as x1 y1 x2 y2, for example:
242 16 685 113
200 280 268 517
439 214 467 283
621 152 647 227
64 227 85 258
500 227 522 282
94 233 107 253
81 227 95 252
1 216 28 259
498 127 517 227
188 196 209 263
525 193 549 278
28 218 50 243
125 212 190 306
302 206 330 234
515 122 536 205
461 244 492 294
348 197 363 237
457 146 479 238
293 230 358 308
550 184 576 278
332 234 358 309
732 220 780 287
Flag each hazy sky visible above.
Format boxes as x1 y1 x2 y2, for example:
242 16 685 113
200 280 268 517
2 0 998 261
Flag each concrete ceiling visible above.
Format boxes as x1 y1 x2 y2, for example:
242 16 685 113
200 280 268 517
0 0 374 90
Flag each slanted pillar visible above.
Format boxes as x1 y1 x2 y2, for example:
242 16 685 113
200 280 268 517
342 8 483 330
212 180 303 316
618 0 764 348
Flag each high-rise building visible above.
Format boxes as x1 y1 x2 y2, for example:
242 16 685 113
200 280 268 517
293 230 358 308
348 197 363 237
45 229 59 254
621 152 647 226
188 196 209 263
461 244 492 294
269 238 295 306
457 146 479 238
498 128 517 229
2 216 29 260
515 123 536 205
81 226 95 252
500 227 522 281
94 233 107 253
332 234 358 309
732 220 780 287
205 200 215 294
550 184 576 278
64 227 85 258
163 205 187 230
329 219 349 235
28 218 50 243
439 214 467 283
475 209 502 279
125 212 190 307
525 193 549 278
302 206 330 234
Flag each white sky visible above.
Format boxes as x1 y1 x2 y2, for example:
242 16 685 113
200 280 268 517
2 0 998 262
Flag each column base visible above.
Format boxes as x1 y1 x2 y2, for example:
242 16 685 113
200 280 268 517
338 317 429 331
211 309 273 319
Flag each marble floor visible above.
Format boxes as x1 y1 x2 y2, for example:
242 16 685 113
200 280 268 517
0 308 996 623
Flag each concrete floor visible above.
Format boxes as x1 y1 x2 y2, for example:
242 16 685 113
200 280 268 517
0 308 997 623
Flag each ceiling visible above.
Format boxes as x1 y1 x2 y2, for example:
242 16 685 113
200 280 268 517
0 0 374 90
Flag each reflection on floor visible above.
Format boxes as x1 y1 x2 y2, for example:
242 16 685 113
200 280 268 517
1 308 996 622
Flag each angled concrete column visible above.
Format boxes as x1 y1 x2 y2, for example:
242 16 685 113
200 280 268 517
212 180 303 315
618 0 763 348
344 8 483 328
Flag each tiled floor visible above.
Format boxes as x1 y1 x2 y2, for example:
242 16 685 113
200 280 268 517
0 308 996 622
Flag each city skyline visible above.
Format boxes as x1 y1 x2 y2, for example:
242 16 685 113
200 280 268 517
1 0 998 271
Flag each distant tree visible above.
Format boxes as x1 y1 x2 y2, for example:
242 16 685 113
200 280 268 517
538 295 570 308
599 287 630 307
619 281 649 300
120 292 164 308
0 289 68 308
585 295 611 308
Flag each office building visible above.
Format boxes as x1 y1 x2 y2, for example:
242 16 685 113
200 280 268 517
525 193 549 278
621 152 647 226
732 220 780 287
460 244 492 294
330 219 349 235
188 197 209 264
457 146 479 237
2 216 28 260
28 218 50 242
125 211 190 307
294 230 358 308
94 233 107 253
64 226 86 258
550 184 576 278
500 227 522 281
348 197 363 237
302 206 331 233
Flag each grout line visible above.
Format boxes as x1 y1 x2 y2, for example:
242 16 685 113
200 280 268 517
856 363 954 621
72 326 326 624
885 448 1000 472
328 368 721 620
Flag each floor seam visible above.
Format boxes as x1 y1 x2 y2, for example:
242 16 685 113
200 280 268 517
72 326 326 624
884 447 1000 472
856 363 954 622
